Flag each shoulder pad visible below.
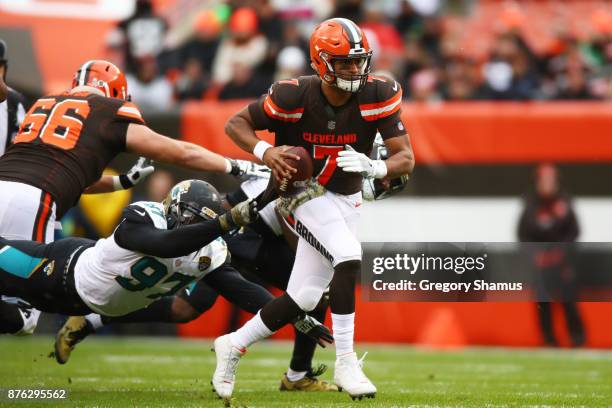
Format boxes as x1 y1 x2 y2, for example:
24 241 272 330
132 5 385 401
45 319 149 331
359 74 403 122
115 100 145 124
263 77 307 123
125 201 167 229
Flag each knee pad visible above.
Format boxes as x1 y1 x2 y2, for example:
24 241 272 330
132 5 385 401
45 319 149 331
288 285 325 312
330 237 362 267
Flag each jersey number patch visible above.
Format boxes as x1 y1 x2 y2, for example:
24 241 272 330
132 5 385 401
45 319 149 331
115 257 197 299
14 98 91 150
313 145 344 185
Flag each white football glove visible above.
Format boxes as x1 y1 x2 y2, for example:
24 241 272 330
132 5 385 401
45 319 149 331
113 157 155 190
337 145 387 179
228 159 271 179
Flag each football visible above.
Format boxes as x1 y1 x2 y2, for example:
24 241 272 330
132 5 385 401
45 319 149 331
274 146 313 196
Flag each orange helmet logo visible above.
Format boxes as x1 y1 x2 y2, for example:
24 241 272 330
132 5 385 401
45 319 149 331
72 60 128 100
310 18 372 92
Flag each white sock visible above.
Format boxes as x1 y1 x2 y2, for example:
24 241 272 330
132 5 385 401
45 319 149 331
85 314 103 330
286 368 307 382
332 312 355 357
229 312 273 350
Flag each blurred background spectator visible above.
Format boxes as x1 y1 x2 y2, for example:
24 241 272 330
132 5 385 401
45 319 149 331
0 39 27 157
274 46 307 81
112 0 168 74
517 164 585 348
211 7 268 86
126 56 174 111
88 1 612 107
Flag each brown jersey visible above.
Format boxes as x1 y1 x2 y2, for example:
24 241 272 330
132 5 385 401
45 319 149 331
248 75 406 195
0 92 145 217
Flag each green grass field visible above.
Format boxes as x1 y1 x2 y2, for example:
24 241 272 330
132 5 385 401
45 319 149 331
0 337 610 407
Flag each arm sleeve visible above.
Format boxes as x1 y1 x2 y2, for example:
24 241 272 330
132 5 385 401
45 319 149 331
102 99 146 152
114 206 226 258
373 77 406 140
202 264 274 314
248 79 304 132
248 96 275 131
115 101 146 126
226 187 249 207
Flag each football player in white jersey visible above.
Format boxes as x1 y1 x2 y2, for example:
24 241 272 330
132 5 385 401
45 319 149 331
0 179 253 316
0 179 331 361
54 176 336 391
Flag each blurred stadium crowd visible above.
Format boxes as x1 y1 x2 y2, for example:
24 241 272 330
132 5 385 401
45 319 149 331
108 0 612 111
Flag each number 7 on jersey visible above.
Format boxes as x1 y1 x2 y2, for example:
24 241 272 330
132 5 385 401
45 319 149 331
313 145 344 185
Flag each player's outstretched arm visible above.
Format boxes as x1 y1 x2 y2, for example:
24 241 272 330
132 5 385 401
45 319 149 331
115 199 257 258
126 123 233 174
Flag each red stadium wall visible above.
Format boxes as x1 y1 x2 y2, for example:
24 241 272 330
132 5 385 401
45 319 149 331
178 101 612 348
181 101 612 164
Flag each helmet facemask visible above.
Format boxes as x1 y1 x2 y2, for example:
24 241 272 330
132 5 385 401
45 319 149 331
165 199 219 229
162 180 222 229
320 51 372 93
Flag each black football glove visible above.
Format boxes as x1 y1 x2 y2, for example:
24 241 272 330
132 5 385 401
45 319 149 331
293 314 334 348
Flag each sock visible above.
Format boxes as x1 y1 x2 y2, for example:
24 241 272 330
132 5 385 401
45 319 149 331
286 368 307 382
0 301 24 334
260 293 303 331
332 312 355 357
289 298 327 372
85 314 103 330
229 311 273 350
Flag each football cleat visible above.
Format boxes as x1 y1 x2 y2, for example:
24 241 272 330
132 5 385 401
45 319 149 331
9 298 41 336
211 334 245 400
280 364 339 392
54 316 94 364
334 352 377 399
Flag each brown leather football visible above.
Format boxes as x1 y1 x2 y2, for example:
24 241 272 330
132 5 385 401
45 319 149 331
274 146 313 196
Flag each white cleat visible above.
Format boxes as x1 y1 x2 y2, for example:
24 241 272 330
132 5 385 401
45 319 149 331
334 352 377 400
12 299 41 336
211 334 246 400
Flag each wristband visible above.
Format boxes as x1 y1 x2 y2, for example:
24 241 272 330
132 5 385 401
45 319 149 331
224 158 233 174
253 140 273 161
112 175 132 191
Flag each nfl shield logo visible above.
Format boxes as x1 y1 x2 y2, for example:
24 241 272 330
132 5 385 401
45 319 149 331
198 256 211 271
327 120 336 130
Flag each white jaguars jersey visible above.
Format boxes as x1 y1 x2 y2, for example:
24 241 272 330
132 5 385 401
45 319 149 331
73 201 228 316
